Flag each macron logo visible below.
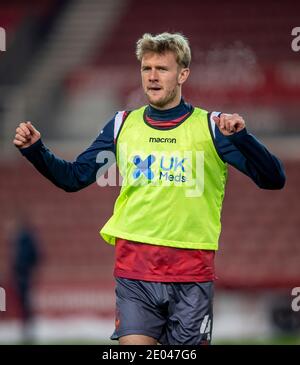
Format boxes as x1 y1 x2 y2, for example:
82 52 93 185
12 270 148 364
149 137 176 144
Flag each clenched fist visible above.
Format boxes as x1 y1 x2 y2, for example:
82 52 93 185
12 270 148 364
213 113 245 136
13 121 41 149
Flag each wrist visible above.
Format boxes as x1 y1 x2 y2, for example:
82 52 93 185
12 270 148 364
226 127 248 141
20 138 43 155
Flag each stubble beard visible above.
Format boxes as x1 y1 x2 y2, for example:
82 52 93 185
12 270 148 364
146 87 178 109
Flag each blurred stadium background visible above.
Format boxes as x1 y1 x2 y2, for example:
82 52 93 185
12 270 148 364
0 0 300 344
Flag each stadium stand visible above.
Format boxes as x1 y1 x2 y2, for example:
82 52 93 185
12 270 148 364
0 5 27 32
92 0 299 66
62 0 300 137
0 0 60 38
0 0 299 326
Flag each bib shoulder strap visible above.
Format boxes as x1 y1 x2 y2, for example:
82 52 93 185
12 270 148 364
114 111 131 143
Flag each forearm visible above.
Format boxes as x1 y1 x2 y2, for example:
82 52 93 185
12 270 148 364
19 118 116 192
226 129 286 189
20 139 90 192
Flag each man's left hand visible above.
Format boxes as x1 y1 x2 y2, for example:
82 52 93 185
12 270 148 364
213 113 246 136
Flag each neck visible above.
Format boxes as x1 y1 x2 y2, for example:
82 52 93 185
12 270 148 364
149 97 182 113
147 98 192 121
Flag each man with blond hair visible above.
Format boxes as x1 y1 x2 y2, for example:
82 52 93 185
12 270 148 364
14 32 285 345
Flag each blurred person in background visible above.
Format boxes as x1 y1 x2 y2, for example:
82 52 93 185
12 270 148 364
11 214 41 342
13 32 286 345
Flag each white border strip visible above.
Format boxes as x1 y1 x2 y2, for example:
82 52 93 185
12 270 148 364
114 111 126 140
209 111 221 139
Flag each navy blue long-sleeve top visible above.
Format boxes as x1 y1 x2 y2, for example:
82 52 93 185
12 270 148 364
19 99 286 192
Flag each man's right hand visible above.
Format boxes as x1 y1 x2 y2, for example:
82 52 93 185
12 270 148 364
13 121 41 149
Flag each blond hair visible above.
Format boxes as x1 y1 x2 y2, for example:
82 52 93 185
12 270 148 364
136 32 191 68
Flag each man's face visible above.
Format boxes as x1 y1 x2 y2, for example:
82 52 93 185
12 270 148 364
141 51 189 110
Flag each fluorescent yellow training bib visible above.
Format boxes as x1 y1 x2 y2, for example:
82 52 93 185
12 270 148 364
100 105 227 250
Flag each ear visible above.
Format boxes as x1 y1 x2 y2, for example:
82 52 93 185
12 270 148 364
178 68 190 86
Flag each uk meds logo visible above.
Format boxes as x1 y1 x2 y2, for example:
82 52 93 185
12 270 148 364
132 153 187 183
159 155 187 183
133 154 156 180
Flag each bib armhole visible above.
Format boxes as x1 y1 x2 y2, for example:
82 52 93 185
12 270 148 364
207 111 226 164
114 110 131 143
